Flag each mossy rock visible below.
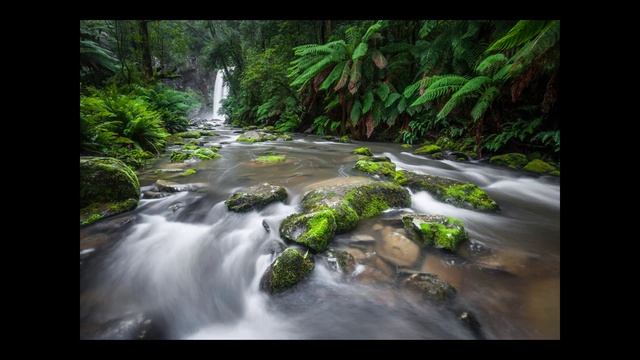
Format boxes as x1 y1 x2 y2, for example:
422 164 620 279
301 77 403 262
193 148 219 160
155 179 208 193
523 159 558 175
394 170 498 211
80 157 140 209
277 133 293 141
182 143 200 151
354 158 396 178
402 214 468 251
490 153 528 169
261 125 275 132
339 135 351 143
237 130 272 143
431 152 444 160
343 182 411 218
301 194 359 234
170 148 220 162
255 154 286 164
400 144 413 149
280 210 337 253
353 147 373 156
414 144 442 155
80 157 139 226
403 273 456 303
225 183 288 212
179 168 197 177
175 131 202 139
549 170 560 176
260 247 315 294
243 125 258 131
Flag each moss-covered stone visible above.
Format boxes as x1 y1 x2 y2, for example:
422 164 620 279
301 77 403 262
550 170 560 176
400 144 413 149
80 198 138 226
394 170 498 211
403 273 456 303
225 183 288 212
523 159 558 175
260 247 315 294
343 182 411 218
280 210 337 253
261 125 275 132
182 143 199 151
414 144 442 155
193 148 219 160
354 158 396 178
175 131 202 138
236 130 273 143
179 168 197 177
277 133 293 141
171 147 220 162
255 154 286 164
353 147 373 156
339 135 351 143
199 131 217 136
431 152 444 160
80 157 140 210
490 153 528 169
402 214 468 251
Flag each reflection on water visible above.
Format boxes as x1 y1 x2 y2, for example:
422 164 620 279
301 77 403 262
80 118 560 339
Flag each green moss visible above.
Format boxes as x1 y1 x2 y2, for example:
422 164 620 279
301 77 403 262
280 210 337 252
443 183 498 211
255 154 286 164
80 157 140 209
550 170 560 176
354 158 396 178
175 131 202 138
277 133 293 141
490 153 528 169
431 152 444 160
401 144 413 149
393 170 408 185
80 198 138 226
523 159 558 174
80 213 103 226
353 147 373 156
403 215 467 251
339 135 351 143
330 202 359 233
414 144 442 155
182 143 199 151
261 126 275 132
179 168 197 177
193 148 220 160
225 183 288 212
236 136 257 143
170 151 191 162
343 182 411 218
266 247 315 293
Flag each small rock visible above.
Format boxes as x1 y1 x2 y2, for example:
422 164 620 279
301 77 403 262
375 231 420 267
403 272 456 303
143 191 171 199
225 183 288 212
263 219 271 233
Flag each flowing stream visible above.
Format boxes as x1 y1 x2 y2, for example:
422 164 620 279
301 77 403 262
80 78 559 339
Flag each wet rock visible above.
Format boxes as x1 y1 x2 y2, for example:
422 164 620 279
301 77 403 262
354 157 396 178
414 144 442 155
143 191 171 199
394 170 498 211
351 233 376 242
174 130 202 138
339 135 351 143
353 147 373 156
81 313 164 340
458 311 484 339
280 210 337 253
225 183 288 212
523 159 558 175
262 219 271 233
168 202 185 212
403 272 456 303
447 151 470 161
155 180 208 193
375 230 420 267
260 247 315 294
80 157 140 226
489 153 528 169
355 266 394 285
236 130 277 143
326 248 356 274
402 214 468 251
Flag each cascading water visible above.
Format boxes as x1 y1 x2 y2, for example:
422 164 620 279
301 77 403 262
80 125 560 339
211 69 229 121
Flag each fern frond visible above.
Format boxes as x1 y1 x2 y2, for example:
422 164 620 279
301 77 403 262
419 20 439 38
319 62 346 91
471 86 500 121
476 53 508 75
486 20 550 52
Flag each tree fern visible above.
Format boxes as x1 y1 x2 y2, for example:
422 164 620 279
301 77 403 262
471 86 499 121
476 53 508 75
410 76 468 107
319 62 346 91
486 20 550 52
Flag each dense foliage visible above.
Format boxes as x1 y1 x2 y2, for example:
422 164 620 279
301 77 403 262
81 20 560 163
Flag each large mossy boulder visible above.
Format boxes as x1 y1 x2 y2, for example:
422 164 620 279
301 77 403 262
402 214 468 251
523 159 559 175
225 183 288 212
282 177 411 253
280 210 337 253
489 153 528 169
394 170 498 211
403 273 456 303
354 157 397 178
80 157 140 226
260 247 315 294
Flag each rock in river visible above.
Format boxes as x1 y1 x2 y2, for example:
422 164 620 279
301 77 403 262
260 247 315 294
225 183 288 212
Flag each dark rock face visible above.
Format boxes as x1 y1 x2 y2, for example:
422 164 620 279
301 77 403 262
225 183 288 212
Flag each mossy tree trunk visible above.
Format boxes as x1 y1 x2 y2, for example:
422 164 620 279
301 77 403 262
138 20 153 81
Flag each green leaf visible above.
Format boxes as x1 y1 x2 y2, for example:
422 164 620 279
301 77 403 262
377 83 390 101
351 99 362 125
319 62 346 91
334 60 352 91
362 91 374 113
352 43 369 61
397 97 407 113
385 93 402 108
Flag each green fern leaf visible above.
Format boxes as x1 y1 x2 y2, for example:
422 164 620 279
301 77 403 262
471 86 500 121
362 91 374 113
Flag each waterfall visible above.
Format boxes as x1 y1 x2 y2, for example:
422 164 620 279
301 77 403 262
212 69 229 120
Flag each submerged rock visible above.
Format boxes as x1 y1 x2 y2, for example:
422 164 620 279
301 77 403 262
155 180 208 193
143 191 171 199
402 214 468 251
325 248 356 274
254 153 286 164
80 157 140 226
489 153 528 169
394 170 498 211
403 272 456 303
225 183 288 212
342 182 411 218
375 230 420 267
260 247 315 294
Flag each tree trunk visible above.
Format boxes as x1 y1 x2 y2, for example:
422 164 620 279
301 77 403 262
475 118 484 158
138 20 153 81
324 20 332 42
